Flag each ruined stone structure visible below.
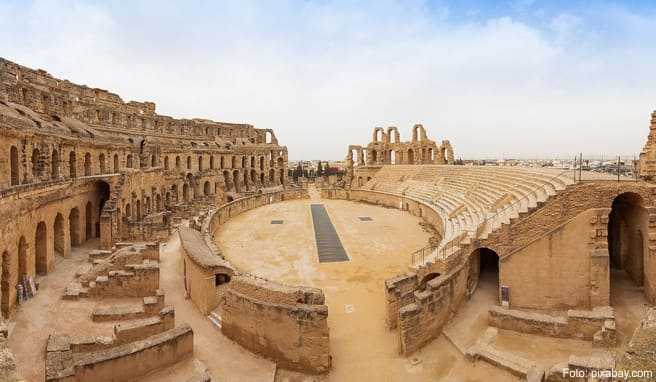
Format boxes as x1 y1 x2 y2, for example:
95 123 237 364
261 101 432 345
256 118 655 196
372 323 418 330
1 57 656 381
345 125 454 188
0 58 288 318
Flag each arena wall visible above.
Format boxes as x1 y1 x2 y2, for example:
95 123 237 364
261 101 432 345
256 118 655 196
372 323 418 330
219 276 331 374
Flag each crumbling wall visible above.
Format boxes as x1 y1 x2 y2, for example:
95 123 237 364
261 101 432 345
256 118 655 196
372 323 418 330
219 276 331 374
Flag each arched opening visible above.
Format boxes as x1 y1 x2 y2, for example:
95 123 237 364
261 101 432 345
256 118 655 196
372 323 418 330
126 154 133 169
32 147 41 179
175 156 181 170
1 251 10 318
269 169 275 182
35 221 47 276
136 199 142 220
95 181 110 238
51 149 59 179
198 156 204 171
69 207 80 247
183 184 189 202
151 155 157 167
186 156 191 169
231 156 236 168
241 156 246 168
251 169 257 183
467 247 499 302
259 157 264 171
371 150 377 163
10 146 19 186
419 272 440 289
165 192 171 208
204 181 211 196
279 169 285 185
171 185 178 203
18 236 27 278
608 192 647 305
265 131 272 144
233 171 241 192
220 156 225 169
113 154 119 172
243 171 249 190
155 194 162 211
226 195 234 203
125 203 131 220
99 153 105 174
85 201 93 240
84 152 91 176
215 273 231 286
390 151 396 165
407 149 414 165
260 172 265 184
210 156 215 169
164 156 170 170
69 151 77 178
54 213 65 258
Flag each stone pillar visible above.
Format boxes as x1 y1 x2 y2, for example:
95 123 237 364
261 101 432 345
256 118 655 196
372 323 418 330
100 213 112 249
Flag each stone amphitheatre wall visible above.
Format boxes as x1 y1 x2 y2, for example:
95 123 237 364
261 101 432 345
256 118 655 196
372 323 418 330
178 189 332 373
0 58 289 318
324 180 656 355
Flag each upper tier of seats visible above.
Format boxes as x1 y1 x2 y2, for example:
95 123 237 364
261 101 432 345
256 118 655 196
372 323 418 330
360 165 576 259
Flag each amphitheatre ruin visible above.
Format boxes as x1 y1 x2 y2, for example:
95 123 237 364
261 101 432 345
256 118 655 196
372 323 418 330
0 57 655 382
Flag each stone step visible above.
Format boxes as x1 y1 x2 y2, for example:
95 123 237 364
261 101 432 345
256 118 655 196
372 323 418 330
92 304 147 322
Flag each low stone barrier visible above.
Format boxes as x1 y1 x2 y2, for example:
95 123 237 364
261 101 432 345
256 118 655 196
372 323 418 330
46 325 193 382
219 276 331 374
488 305 616 346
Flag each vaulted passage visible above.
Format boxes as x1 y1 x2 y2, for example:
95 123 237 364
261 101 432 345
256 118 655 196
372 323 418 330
310 204 348 263
608 192 647 306
35 222 47 276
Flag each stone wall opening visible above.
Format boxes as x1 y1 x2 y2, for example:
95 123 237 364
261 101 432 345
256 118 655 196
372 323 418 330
35 221 47 276
608 192 647 304
10 145 19 186
51 149 59 179
467 247 499 302
1 250 10 318
113 154 119 172
69 207 80 247
54 213 65 257
69 151 76 178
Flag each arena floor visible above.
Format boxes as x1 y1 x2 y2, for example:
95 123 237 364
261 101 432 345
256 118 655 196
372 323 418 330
215 190 520 381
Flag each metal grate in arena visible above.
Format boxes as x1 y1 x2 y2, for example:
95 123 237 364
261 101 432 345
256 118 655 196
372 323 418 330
310 204 349 263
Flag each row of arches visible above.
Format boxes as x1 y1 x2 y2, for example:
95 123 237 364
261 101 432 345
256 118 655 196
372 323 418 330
163 153 285 173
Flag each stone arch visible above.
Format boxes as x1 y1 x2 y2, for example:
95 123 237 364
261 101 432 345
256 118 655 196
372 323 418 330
10 146 19 186
390 150 396 164
198 156 204 171
69 151 77 178
387 126 400 143
204 181 211 196
220 156 225 169
279 169 285 185
265 131 273 144
407 149 414 164
85 201 93 240
18 236 27 278
186 156 191 169
419 272 440 289
175 156 181 170
125 203 131 220
126 154 133 169
210 155 215 170
241 156 246 168
250 169 257 183
155 194 162 211
223 170 231 190
35 221 47 276
99 153 106 174
136 199 142 220
165 192 171 208
113 154 119 172
164 156 170 170
231 156 237 169
467 247 499 301
412 124 426 142
151 154 157 167
54 213 65 257
269 169 275 182
51 149 60 179
32 147 41 179
608 192 647 293
183 183 190 202
84 152 91 176
171 184 178 203
372 127 386 143
277 157 284 168
69 207 80 247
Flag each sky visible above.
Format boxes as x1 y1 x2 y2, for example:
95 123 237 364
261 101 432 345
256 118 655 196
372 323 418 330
1 0 655 160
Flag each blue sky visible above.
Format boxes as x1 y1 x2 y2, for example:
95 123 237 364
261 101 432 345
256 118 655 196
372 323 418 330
1 0 655 160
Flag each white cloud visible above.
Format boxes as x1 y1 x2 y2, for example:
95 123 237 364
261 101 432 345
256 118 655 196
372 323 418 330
0 0 655 160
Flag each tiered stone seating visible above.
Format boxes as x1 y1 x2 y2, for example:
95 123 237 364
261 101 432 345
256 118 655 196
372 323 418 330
360 165 575 264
